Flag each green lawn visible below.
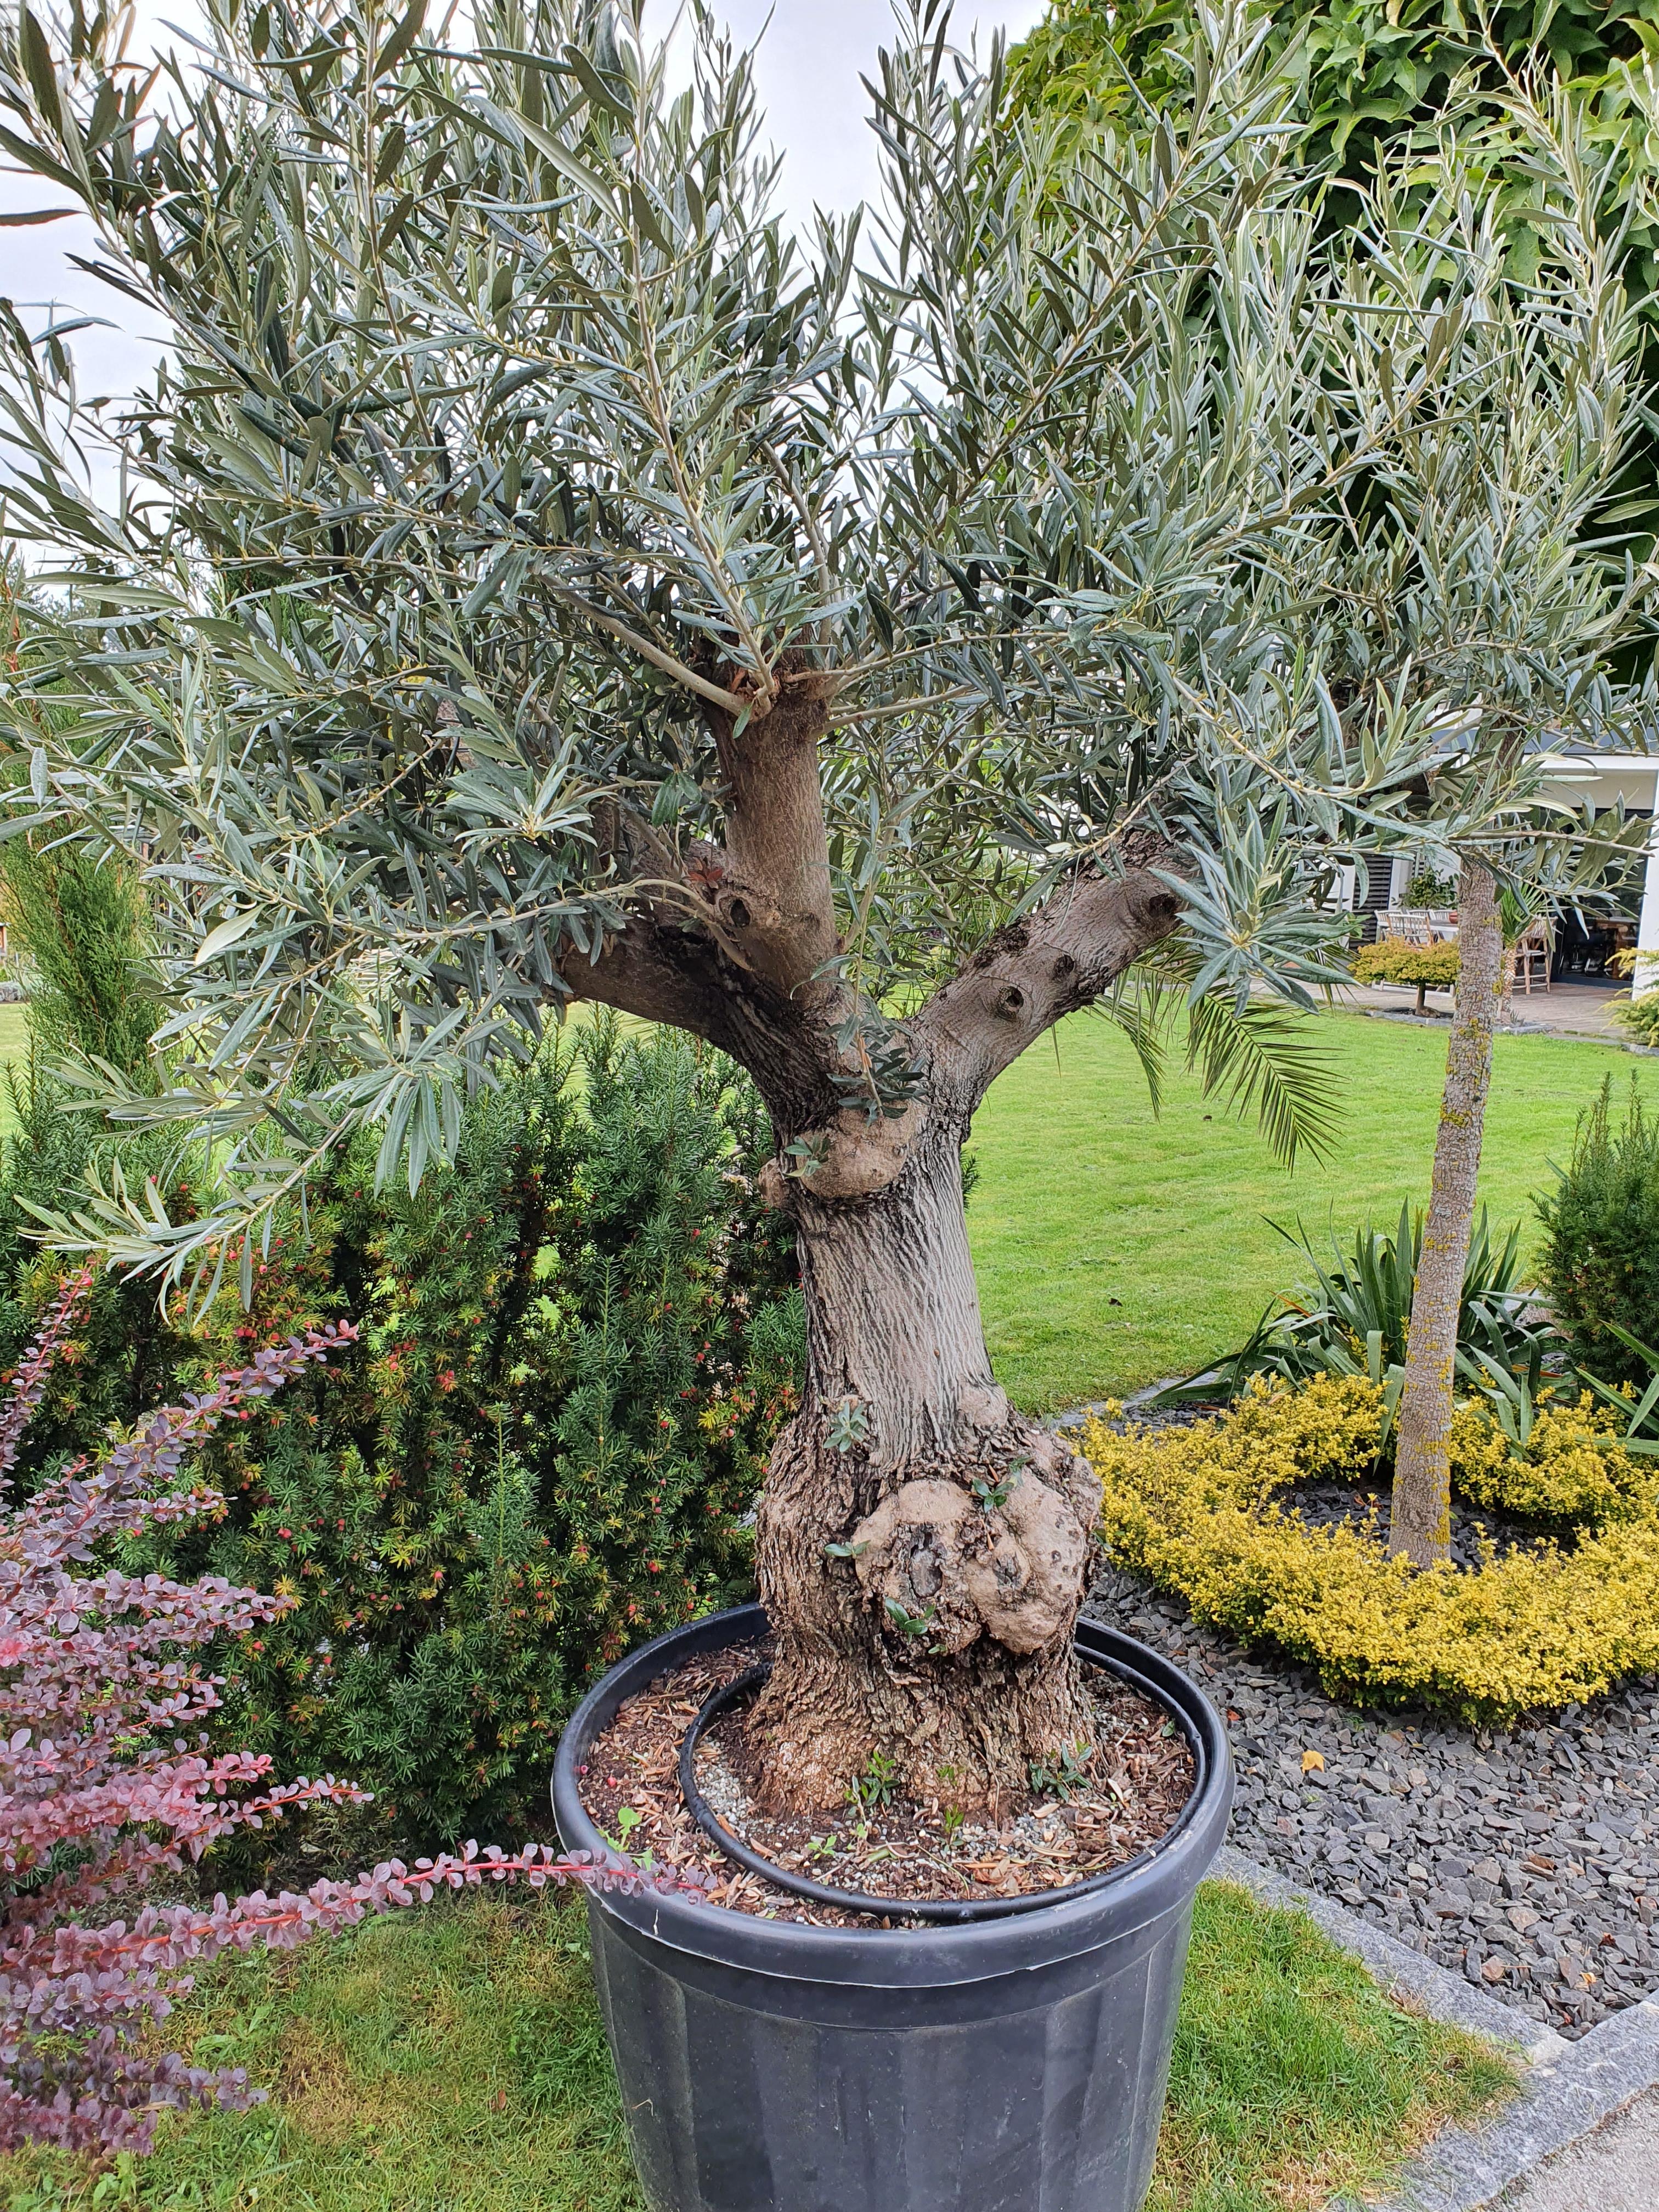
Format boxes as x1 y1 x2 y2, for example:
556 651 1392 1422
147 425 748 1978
0 991 1640 1417
0 1882 1511 2212
0 1001 30 1128
970 1007 1657 1412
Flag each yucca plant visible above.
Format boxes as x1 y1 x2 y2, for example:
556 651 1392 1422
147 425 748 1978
1582 1324 1659 1459
1171 1204 1554 1443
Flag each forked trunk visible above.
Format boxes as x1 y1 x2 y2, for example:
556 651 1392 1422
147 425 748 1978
749 1106 1101 1816
1390 861 1504 1566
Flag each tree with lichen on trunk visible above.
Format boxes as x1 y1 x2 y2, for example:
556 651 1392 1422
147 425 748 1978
1011 3 1659 1568
0 0 1650 1809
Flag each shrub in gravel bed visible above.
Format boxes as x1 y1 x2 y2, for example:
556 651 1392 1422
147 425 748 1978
1353 937 1462 1015
1612 990 1659 1048
1083 1376 1659 1720
1536 1076 1659 1389
1451 1391 1657 1525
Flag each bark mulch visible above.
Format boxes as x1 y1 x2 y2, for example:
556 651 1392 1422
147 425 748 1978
577 1638 1194 1928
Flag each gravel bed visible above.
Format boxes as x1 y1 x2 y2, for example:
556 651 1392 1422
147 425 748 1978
1085 1564 1659 2038
1279 1475 1549 1567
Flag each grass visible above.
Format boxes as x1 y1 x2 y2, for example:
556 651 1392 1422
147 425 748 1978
1149 1883 1511 2212
0 989 1639 1415
2 1893 641 2212
0 1882 1513 2212
969 1006 1658 1411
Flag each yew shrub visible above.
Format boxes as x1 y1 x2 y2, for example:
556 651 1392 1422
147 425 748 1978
0 1022 799 1850
1537 1077 1659 1390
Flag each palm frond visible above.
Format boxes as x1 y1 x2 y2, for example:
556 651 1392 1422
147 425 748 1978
1094 967 1180 1118
1184 991 1340 1167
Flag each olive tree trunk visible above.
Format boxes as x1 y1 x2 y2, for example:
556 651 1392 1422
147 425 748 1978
748 1105 1103 1814
1390 861 1505 1566
563 688 1183 1813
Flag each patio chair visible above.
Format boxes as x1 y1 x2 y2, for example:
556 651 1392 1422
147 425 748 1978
1511 921 1550 995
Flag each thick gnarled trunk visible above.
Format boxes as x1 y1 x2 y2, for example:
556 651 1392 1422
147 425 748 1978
1391 860 1504 1566
749 1108 1102 1816
566 800 1181 1816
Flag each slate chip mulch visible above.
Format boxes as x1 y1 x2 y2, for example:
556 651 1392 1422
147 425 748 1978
1277 1472 1573 1568
1085 1562 1659 2038
577 1638 1194 1928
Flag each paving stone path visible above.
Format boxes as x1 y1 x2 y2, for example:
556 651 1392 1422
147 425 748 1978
1494 2089 1659 2211
1086 1566 1659 2038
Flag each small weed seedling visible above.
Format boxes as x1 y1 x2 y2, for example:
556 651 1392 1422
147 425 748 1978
605 1805 644 1853
883 1594 936 1639
857 1750 898 1810
1029 1742 1094 1801
826 1396 871 1454
848 1749 898 1826
972 1459 1024 1515
803 1834 838 1865
941 1804 966 1845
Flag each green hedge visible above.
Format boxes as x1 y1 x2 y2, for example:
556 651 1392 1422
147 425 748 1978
0 1018 801 1847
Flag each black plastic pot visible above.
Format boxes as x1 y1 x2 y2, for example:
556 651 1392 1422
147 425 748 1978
552 1604 1232 2212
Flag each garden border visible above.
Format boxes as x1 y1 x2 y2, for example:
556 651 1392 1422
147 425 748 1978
1053 1395 1659 2202
1209 1848 1659 2212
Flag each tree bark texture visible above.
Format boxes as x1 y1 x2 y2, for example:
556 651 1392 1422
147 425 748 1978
748 1104 1104 1815
1391 861 1504 1567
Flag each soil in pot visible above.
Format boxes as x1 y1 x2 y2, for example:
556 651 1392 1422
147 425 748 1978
576 1635 1194 1927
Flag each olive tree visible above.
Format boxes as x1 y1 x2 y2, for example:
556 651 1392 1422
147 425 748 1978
1354 131 1655 1562
1280 115 1656 1566
0 0 1643 1804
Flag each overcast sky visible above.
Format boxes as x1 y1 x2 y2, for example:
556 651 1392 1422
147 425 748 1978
0 0 1049 408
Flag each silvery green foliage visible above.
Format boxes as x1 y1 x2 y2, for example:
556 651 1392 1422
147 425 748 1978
0 0 1648 1293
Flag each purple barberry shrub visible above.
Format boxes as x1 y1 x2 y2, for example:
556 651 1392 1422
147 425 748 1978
0 1269 662 2154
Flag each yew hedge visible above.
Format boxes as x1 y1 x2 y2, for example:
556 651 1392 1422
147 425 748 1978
0 1019 801 1850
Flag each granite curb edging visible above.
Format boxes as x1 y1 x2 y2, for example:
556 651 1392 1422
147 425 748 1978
1353 1996 1659 2212
1209 1847 1659 2211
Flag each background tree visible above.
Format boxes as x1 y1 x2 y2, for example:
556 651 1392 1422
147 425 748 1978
1013 2 1659 1565
0 1 1646 1802
0 836 158 1084
0 587 161 1085
1012 2 1659 282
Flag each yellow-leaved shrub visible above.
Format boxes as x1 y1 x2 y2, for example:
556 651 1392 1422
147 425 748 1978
1082 1375 1659 1721
1449 1392 1655 1524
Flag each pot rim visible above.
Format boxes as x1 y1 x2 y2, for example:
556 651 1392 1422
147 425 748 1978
551 1603 1234 1991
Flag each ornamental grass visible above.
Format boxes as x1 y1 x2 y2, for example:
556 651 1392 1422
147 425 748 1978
1082 1375 1659 1721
